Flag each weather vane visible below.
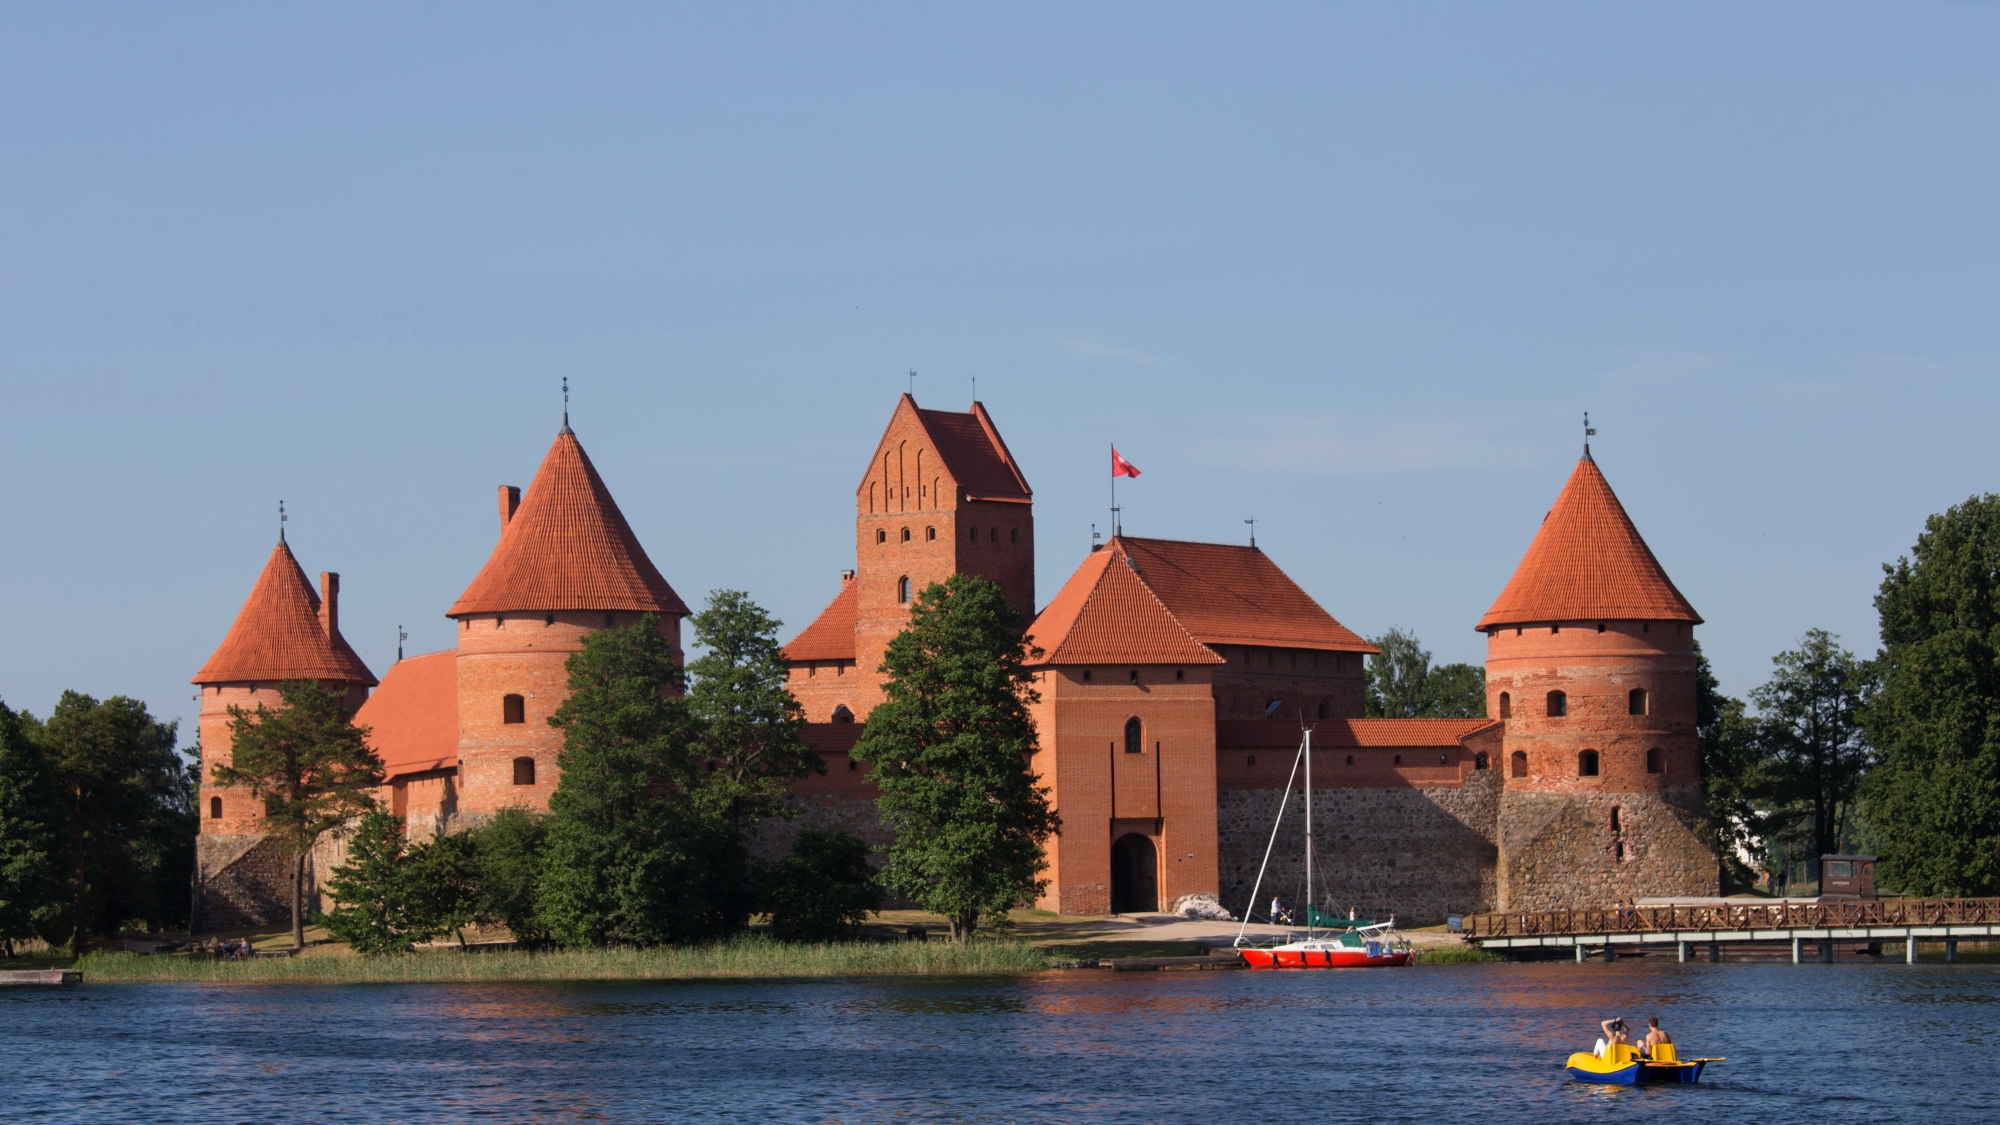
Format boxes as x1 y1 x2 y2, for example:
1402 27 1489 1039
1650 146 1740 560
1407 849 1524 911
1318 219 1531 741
1245 518 1256 548
562 376 571 433
1584 411 1597 456
279 500 287 543
398 625 408 662
908 369 917 395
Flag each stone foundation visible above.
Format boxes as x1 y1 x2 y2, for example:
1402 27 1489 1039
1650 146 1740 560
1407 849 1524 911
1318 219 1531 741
195 834 303 931
1495 788 1718 910
1217 770 1502 926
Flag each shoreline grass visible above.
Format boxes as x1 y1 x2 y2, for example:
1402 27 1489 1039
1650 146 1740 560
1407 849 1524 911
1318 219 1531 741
74 935 1051 985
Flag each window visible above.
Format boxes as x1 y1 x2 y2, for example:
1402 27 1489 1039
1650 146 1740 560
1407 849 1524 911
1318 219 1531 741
210 796 223 820
877 529 887 544
545 613 555 626
1646 748 1663 775
1510 751 1528 778
1128 669 1139 684
1393 754 1403 766
1579 750 1600 777
1615 841 1626 861
1474 752 1489 770
1317 702 1328 720
1552 625 1560 634
1439 753 1449 765
847 758 858 771
1124 717 1142 754
1609 806 1622 832
831 705 854 724
1643 623 1650 633
989 528 998 543
1499 692 1512 719
1247 755 1257 766
1175 669 1184 682
1546 691 1567 717
1827 860 1853 878
1082 669 1093 682
901 528 911 542
969 526 979 542
897 576 910 603
1629 688 1648 715
513 757 535 785
1597 622 1606 633
604 613 615 627
1011 529 1019 543
503 694 525 724
495 616 504 629
926 527 936 541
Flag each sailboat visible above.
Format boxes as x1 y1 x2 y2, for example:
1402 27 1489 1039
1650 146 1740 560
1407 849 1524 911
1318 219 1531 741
1233 725 1414 969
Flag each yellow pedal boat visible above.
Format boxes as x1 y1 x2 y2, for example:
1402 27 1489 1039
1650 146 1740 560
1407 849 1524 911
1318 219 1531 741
1565 1042 1723 1085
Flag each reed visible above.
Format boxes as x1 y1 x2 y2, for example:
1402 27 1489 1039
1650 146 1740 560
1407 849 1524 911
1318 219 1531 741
76 935 1051 985
1413 943 1505 964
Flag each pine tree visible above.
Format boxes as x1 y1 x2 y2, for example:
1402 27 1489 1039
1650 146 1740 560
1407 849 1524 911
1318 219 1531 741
853 574 1058 942
210 680 383 950
1752 630 1872 873
0 702 65 955
323 810 418 955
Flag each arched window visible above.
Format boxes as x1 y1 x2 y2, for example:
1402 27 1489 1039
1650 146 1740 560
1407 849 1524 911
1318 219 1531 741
1578 750 1600 777
901 527 911 542
1629 688 1648 715
926 527 936 541
989 528 998 543
1510 751 1528 778
877 529 887 544
897 576 911 603
209 796 223 820
1546 690 1567 717
969 526 979 542
1124 717 1143 754
1474 752 1489 770
513 757 536 785
1498 692 1511 719
1439 753 1449 765
831 704 854 724
1010 529 1019 543
503 694 525 724
1316 702 1328 720
1646 748 1663 775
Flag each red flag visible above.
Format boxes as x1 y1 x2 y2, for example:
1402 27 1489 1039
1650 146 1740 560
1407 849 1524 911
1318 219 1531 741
1111 447 1141 478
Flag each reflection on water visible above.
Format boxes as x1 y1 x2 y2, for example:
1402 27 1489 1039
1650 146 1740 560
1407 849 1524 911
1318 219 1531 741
3 962 1995 1124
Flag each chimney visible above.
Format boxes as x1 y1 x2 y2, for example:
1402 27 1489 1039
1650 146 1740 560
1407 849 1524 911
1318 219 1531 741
499 485 521 530
840 569 856 587
319 572 341 641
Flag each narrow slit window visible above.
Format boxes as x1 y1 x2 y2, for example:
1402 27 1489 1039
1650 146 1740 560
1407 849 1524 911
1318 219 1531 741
897 576 911 603
926 526 936 541
209 796 223 820
1498 691 1511 719
1124 717 1142 754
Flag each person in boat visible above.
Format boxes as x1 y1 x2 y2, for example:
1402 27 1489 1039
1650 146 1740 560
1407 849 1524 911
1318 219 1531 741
1640 1017 1671 1057
1594 1018 1631 1058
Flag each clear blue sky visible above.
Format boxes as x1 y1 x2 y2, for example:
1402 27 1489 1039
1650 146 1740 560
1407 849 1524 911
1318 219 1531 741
4 4 1996 741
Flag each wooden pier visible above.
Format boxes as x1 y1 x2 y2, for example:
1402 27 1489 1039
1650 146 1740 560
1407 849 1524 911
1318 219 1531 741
1463 898 2000 962
0 969 82 985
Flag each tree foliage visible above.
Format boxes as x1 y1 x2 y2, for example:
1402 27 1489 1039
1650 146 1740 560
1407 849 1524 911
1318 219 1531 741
764 830 883 942
1864 494 2000 896
1363 628 1486 719
39 691 190 947
686 589 822 824
0 702 66 953
1752 630 1872 869
469 806 550 949
210 679 382 950
856 574 1058 941
323 810 419 954
1694 643 1767 889
538 613 750 947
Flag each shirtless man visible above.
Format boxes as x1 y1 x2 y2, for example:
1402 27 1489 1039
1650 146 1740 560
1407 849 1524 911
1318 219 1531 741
1641 1017 1672 1056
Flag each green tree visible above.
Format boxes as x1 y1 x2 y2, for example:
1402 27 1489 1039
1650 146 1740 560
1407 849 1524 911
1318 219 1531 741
686 589 822 823
856 574 1058 942
764 830 883 942
0 702 66 955
1752 631 1872 872
467 806 551 948
210 679 383 950
323 809 419 955
1864 495 2000 896
1418 663 1487 719
538 614 750 947
39 692 184 948
1695 643 1769 890
1365 628 1486 718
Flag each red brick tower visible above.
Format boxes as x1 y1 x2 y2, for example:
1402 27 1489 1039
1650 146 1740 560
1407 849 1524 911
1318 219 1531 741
785 394 1034 721
1478 449 1719 909
447 424 688 820
191 536 376 926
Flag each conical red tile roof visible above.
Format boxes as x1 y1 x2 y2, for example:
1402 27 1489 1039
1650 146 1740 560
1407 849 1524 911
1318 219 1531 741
1477 453 1701 630
193 541 377 686
449 431 688 617
1027 547 1223 666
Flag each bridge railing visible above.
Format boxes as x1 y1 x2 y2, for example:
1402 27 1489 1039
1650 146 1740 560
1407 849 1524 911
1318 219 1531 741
1461 898 2000 938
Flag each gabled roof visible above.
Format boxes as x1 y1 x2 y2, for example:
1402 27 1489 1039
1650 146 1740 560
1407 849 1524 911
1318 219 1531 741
859 395 1032 504
194 541 378 686
1110 537 1376 653
448 430 688 618
1027 548 1222 666
781 576 858 663
1217 718 1500 750
1477 453 1701 630
356 650 457 778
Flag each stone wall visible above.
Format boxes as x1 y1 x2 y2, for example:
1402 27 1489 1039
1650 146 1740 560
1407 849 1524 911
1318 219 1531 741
747 793 916 908
1216 769 1502 926
196 833 306 931
1495 788 1718 910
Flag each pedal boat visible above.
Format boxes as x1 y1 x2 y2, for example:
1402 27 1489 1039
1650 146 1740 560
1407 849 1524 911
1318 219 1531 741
1565 1042 1721 1085
1237 921 1413 968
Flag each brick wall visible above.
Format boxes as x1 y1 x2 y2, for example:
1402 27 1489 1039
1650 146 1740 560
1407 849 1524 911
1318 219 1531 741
1208 646 1367 720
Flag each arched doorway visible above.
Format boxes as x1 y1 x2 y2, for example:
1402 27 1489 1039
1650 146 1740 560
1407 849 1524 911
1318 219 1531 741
1110 833 1158 914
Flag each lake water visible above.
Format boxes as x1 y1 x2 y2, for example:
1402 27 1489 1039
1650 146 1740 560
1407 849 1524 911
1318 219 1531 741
4 961 1995 1123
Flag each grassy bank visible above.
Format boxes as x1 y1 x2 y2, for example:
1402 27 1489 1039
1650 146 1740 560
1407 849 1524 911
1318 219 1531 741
77 935 1051 984
1413 942 1505 964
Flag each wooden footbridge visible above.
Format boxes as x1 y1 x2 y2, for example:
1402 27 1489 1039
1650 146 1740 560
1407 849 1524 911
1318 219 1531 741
1462 898 2000 962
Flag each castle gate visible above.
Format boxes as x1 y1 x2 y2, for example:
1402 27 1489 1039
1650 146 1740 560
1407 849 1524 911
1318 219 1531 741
1111 833 1159 913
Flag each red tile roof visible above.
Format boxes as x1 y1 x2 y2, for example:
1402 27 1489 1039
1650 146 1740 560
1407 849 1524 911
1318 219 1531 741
356 650 458 778
1111 537 1376 653
1217 718 1499 749
193 541 377 686
1027 548 1223 666
448 430 688 618
1477 454 1701 630
861 395 1032 504
781 576 858 662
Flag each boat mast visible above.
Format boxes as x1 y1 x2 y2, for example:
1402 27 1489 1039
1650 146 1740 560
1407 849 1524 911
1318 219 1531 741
1304 726 1313 934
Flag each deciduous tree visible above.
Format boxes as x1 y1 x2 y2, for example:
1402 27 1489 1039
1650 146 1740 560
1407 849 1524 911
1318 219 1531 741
468 806 550 948
210 679 382 950
1365 628 1486 719
0 702 65 955
764 830 882 942
855 574 1058 942
685 590 821 823
1695 643 1768 889
1753 630 1872 873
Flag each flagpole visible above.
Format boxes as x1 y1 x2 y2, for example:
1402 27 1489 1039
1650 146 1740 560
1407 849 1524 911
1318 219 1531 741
1110 443 1117 537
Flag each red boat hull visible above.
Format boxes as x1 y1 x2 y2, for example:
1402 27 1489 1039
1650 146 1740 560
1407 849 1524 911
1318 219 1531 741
1238 948 1412 969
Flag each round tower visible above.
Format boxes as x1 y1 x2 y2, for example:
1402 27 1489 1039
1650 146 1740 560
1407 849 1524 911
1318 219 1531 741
446 424 687 821
1478 448 1719 910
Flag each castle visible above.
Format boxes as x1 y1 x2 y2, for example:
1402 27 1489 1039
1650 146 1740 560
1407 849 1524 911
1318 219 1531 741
191 395 1719 929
